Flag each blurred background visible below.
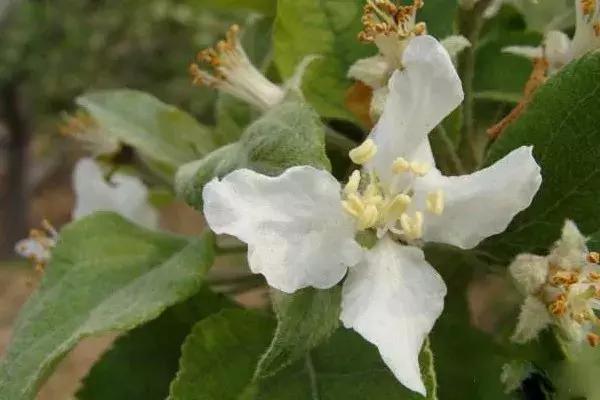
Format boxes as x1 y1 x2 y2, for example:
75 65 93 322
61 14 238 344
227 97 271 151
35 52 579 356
0 1 266 397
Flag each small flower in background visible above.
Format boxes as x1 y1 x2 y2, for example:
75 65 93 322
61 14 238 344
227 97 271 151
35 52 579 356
72 158 159 229
60 111 120 156
503 0 600 74
189 24 285 112
510 220 600 347
348 0 469 121
14 220 58 272
202 35 542 395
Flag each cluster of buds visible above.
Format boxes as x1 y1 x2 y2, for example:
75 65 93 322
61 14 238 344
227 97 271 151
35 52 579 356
60 111 119 156
14 220 58 272
189 24 284 112
358 0 426 44
510 221 600 347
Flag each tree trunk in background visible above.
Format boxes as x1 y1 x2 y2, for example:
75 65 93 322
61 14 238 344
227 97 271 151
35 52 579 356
0 81 29 259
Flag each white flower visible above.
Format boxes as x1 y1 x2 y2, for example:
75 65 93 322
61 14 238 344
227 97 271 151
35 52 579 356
189 24 285 112
510 220 600 347
348 0 470 118
503 0 600 74
60 111 120 156
14 220 58 271
202 35 542 395
73 158 159 229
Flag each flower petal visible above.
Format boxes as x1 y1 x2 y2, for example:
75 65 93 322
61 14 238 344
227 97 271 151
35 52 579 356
348 55 391 90
367 35 463 186
340 237 446 395
203 166 363 293
72 158 159 229
512 296 552 343
413 146 541 249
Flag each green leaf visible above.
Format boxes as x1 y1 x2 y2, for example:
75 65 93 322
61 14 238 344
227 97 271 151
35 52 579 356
170 309 437 399
195 0 276 16
418 0 458 38
77 288 234 400
176 99 331 210
254 287 342 379
481 51 600 261
77 89 216 174
168 309 276 400
0 213 215 400
273 0 374 120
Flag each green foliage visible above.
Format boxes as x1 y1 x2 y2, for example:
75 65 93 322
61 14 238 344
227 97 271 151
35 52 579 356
196 0 276 16
78 90 216 174
176 99 331 209
418 0 458 39
77 288 234 400
273 0 374 120
168 309 275 400
481 51 600 261
0 213 215 400
255 287 342 379
169 309 437 399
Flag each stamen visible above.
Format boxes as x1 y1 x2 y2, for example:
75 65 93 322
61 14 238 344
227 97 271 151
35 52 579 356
392 157 411 174
400 211 424 240
358 0 426 43
342 194 366 217
349 139 378 165
344 170 362 195
358 204 380 230
588 251 600 263
15 219 58 272
410 161 431 177
549 294 568 316
60 111 119 156
551 270 580 286
383 194 412 221
426 190 445 215
581 0 596 16
189 24 284 111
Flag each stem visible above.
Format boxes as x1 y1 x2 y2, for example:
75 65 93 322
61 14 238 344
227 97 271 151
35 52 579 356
430 125 465 175
457 0 493 170
215 244 247 255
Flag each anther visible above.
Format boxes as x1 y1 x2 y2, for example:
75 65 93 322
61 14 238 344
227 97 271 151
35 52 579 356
410 161 431 177
344 170 362 195
426 190 445 215
392 157 411 174
587 332 600 347
400 211 424 240
349 139 378 165
588 251 600 264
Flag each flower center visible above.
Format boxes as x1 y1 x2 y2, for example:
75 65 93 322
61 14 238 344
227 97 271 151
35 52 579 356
342 139 444 242
60 111 119 156
539 253 600 346
358 0 427 66
189 25 285 111
15 219 58 272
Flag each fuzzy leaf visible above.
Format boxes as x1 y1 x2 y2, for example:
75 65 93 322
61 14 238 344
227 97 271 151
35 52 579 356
254 287 342 379
481 51 600 261
78 89 216 174
169 310 438 399
77 288 234 400
176 99 331 210
0 213 215 400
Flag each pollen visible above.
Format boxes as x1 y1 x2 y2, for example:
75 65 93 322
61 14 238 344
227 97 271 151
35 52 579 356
344 170 362 195
581 0 596 16
426 190 445 215
349 139 378 165
15 219 58 273
549 294 568 316
551 270 580 286
588 251 600 264
400 211 424 240
392 157 411 174
358 0 426 43
594 22 600 37
410 161 431 177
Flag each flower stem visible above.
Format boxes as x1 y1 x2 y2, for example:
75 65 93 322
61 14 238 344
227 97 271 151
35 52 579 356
457 0 493 170
305 352 321 400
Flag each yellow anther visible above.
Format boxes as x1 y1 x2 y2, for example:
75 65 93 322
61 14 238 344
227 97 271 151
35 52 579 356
392 157 411 174
358 204 380 230
384 194 412 220
349 139 378 165
587 332 600 347
413 22 427 36
410 161 431 177
588 252 600 264
400 211 424 240
581 0 596 16
344 170 362 195
426 190 445 215
342 194 366 217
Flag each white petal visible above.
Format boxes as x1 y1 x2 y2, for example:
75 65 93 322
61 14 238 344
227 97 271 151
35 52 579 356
72 158 159 229
202 166 363 293
502 45 543 60
340 237 446 395
509 254 549 294
571 0 600 59
512 296 552 343
367 35 463 187
414 146 541 249
549 220 589 270
348 55 391 89
544 31 572 72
